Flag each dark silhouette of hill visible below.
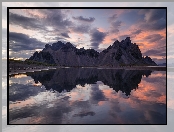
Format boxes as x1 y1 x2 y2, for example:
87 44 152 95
27 37 157 67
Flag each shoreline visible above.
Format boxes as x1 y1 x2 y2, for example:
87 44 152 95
9 67 57 75
9 66 166 75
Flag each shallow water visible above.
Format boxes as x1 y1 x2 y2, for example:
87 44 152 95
8 68 166 124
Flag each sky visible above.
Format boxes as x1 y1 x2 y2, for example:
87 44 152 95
6 6 166 64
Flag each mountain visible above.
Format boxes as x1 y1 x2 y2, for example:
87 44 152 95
26 37 157 67
158 63 166 66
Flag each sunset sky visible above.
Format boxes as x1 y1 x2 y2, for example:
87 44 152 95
8 8 166 64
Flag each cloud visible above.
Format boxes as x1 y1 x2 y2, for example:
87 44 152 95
110 99 122 113
29 9 72 28
42 9 72 29
143 9 166 23
139 9 166 31
50 36 68 44
71 25 90 34
9 10 73 35
90 28 107 49
72 16 95 23
108 13 123 33
73 111 95 118
117 29 142 41
118 35 130 41
9 50 37 60
145 34 163 43
9 12 45 31
143 75 166 84
143 46 166 64
9 94 72 124
108 10 141 35
90 85 108 104
61 32 70 38
71 100 90 109
116 29 142 42
112 21 122 28
110 20 122 33
143 49 166 57
131 29 142 35
22 9 47 19
9 83 44 102
108 14 117 22
151 58 166 65
9 10 76 51
9 32 45 52
140 19 166 31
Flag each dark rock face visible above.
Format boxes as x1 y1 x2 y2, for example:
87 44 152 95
28 51 55 64
27 37 157 66
143 56 157 66
97 37 156 66
44 41 64 51
75 48 99 58
158 63 166 66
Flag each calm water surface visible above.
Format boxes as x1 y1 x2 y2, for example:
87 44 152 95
9 68 166 124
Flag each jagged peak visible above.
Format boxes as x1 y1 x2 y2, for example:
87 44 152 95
144 56 152 60
109 40 118 49
57 41 64 44
52 41 64 46
45 44 51 48
113 40 119 45
65 42 75 48
33 51 39 54
44 41 72 51
28 37 157 66
125 37 131 41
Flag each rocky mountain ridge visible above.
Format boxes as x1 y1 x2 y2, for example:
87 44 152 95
27 37 157 66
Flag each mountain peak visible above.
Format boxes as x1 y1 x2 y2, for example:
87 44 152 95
112 40 120 48
65 42 75 48
43 41 65 51
28 37 157 66
125 37 131 41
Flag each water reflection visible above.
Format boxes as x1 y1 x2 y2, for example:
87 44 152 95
25 68 152 96
9 68 166 124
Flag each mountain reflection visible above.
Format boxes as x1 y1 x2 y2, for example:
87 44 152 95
26 68 152 96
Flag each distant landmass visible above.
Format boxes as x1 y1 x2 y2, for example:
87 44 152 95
158 63 166 66
26 37 157 67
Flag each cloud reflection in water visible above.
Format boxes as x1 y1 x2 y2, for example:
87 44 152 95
9 68 166 124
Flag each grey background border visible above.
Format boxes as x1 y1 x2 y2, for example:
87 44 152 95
1 0 174 2
1 1 173 132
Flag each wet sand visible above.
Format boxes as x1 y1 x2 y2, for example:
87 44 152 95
9 67 57 75
97 66 166 71
9 66 166 75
